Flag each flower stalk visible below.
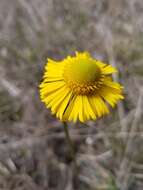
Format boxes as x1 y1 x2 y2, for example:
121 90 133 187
63 122 76 165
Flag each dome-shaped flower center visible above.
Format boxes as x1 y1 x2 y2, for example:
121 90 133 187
69 60 100 83
63 59 104 95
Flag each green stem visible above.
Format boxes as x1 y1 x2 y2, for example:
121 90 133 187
63 122 76 164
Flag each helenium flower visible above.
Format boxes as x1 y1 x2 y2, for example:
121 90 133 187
40 52 124 122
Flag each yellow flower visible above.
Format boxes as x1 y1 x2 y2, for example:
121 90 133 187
40 52 124 122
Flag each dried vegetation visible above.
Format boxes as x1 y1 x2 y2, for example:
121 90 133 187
0 0 143 189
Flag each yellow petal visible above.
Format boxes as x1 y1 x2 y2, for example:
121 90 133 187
102 65 117 74
40 81 65 99
50 88 72 115
99 86 124 107
82 96 96 121
91 95 109 117
68 96 81 122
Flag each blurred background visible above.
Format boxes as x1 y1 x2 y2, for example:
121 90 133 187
0 0 143 189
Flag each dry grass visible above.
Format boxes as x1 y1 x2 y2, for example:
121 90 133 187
0 0 143 189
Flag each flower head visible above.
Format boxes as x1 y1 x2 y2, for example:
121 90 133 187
40 52 124 122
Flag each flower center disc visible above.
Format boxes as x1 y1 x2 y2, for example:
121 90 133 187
64 59 102 95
